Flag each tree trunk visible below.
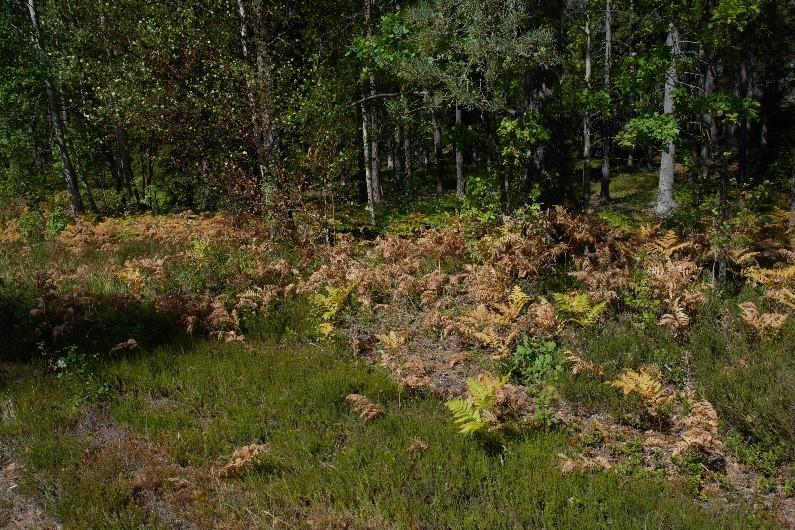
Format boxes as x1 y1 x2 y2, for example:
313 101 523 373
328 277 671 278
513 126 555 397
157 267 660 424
26 0 84 216
790 165 795 230
432 107 443 195
363 0 381 203
600 0 611 204
235 0 266 181
738 44 750 185
369 101 381 202
455 102 464 198
253 2 277 198
582 11 592 206
81 177 100 215
114 111 140 207
655 23 680 217
393 126 402 175
361 102 375 226
700 47 718 181
403 133 412 185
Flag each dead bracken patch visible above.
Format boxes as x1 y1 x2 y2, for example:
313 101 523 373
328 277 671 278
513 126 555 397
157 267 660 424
218 443 270 479
345 394 383 422
557 453 612 475
108 338 138 357
406 438 429 454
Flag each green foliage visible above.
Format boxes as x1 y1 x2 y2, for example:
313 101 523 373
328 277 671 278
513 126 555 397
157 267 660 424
446 397 489 435
45 206 70 237
673 450 710 500
17 208 45 242
713 0 762 29
622 269 663 326
312 282 358 336
531 385 561 430
38 343 113 406
502 336 565 386
725 433 780 476
497 114 550 168
446 373 508 435
616 114 680 148
553 292 608 326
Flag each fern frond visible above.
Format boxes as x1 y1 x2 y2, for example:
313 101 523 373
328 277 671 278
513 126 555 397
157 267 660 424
553 293 607 326
738 302 789 336
608 368 672 412
446 398 487 435
467 373 507 410
375 330 407 353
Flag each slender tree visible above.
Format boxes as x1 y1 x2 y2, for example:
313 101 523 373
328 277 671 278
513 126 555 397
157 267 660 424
455 102 464 197
582 5 592 205
600 0 611 204
655 21 680 217
25 0 84 216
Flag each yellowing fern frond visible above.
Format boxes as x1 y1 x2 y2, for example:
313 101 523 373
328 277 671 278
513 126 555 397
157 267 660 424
375 330 407 353
765 287 795 310
506 285 531 319
312 281 358 335
446 373 507 435
738 302 789 336
467 373 509 410
608 368 672 413
743 265 795 287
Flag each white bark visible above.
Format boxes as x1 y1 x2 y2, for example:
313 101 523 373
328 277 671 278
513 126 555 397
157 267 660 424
361 103 375 225
655 23 680 217
26 0 84 216
600 0 611 204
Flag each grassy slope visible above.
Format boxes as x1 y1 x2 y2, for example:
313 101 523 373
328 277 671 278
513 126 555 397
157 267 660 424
0 171 788 528
0 326 770 529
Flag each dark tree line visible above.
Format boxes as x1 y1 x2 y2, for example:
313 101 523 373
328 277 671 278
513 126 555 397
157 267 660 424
1 0 794 226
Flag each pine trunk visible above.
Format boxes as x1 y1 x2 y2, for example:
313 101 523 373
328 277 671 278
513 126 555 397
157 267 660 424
582 12 592 205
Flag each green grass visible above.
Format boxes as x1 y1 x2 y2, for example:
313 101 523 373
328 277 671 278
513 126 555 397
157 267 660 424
557 289 795 461
0 321 772 528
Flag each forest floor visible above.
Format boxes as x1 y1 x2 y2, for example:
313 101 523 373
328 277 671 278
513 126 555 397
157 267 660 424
2 172 795 528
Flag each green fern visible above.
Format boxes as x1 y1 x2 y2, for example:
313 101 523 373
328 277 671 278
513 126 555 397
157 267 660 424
446 374 508 435
552 293 607 326
468 373 508 409
312 281 358 335
447 398 488 435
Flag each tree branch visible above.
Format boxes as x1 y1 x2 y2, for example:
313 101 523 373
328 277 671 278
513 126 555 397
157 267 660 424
349 92 401 107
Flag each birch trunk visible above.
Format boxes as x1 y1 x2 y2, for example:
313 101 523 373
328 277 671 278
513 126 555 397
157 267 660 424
393 126 402 176
26 0 84 216
599 0 611 204
655 23 680 217
360 103 375 225
582 11 592 205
